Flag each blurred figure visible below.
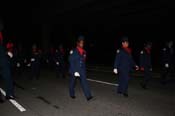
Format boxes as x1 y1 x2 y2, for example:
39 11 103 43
29 44 41 80
0 39 15 100
6 42 15 68
53 44 66 78
0 92 4 103
43 49 50 68
161 40 174 84
6 42 20 79
113 37 139 97
69 36 93 101
0 31 5 103
47 46 55 69
140 42 152 89
0 32 3 43
13 44 24 77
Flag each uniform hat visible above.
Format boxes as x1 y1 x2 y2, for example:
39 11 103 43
77 35 85 41
144 42 152 47
32 44 37 49
121 36 129 43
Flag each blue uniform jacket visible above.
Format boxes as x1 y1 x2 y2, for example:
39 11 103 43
140 49 152 69
161 47 174 65
54 51 65 67
114 48 136 73
31 51 41 65
0 44 11 78
69 48 86 75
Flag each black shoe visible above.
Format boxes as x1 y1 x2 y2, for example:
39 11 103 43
141 83 148 89
123 93 128 97
87 96 93 101
6 96 15 100
70 96 76 99
142 85 148 90
117 91 122 94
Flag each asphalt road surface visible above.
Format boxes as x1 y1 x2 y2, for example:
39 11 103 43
0 68 174 116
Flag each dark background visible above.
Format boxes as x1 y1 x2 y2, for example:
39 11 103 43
0 0 174 66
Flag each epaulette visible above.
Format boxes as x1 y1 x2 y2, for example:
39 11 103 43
116 49 120 53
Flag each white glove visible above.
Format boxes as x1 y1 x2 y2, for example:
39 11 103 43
70 50 73 54
56 62 59 65
74 72 80 77
113 68 118 74
7 52 13 58
31 58 35 62
27 64 31 67
165 63 169 68
17 63 20 67
135 65 139 71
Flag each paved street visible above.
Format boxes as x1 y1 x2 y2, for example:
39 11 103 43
0 68 174 116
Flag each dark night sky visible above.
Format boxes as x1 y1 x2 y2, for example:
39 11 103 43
0 0 174 66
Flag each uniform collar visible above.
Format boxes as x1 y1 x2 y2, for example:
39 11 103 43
77 47 84 55
145 47 151 54
122 47 131 54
